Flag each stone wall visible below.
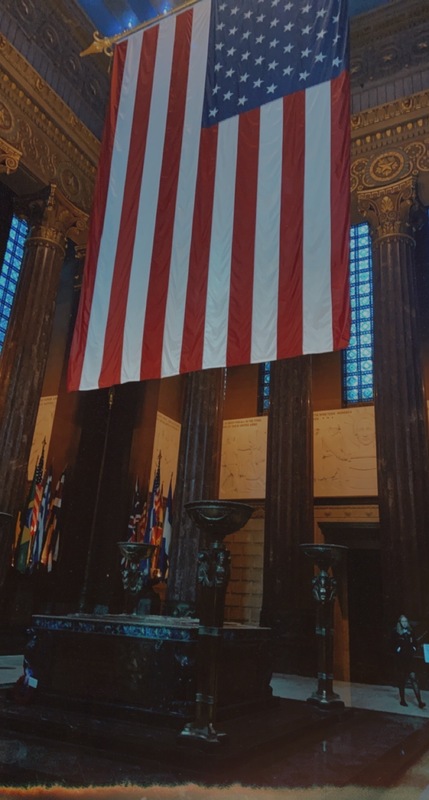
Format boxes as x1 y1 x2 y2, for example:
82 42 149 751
224 510 264 626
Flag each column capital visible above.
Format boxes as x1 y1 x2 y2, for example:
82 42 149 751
0 137 21 175
357 176 425 245
15 184 88 254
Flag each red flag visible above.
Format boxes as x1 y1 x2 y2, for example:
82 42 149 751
68 0 350 392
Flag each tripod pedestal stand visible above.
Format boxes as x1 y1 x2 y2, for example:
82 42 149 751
300 543 347 710
179 500 253 746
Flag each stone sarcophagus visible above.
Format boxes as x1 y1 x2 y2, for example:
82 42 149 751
23 613 274 722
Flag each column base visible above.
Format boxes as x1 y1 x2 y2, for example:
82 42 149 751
179 722 228 747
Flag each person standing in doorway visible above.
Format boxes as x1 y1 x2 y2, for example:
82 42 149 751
392 615 426 709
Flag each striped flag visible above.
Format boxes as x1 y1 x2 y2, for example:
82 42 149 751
30 468 52 571
41 470 66 572
144 455 162 544
15 447 45 573
68 0 350 392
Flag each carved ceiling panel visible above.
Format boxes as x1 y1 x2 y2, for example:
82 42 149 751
0 35 99 213
350 0 429 90
0 0 110 139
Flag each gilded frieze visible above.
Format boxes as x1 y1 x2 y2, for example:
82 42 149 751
0 35 99 214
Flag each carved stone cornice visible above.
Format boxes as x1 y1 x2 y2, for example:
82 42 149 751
0 34 99 213
357 177 424 244
0 136 21 174
351 91 429 158
17 184 88 253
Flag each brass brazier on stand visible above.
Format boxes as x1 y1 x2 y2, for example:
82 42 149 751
180 500 253 746
300 543 347 710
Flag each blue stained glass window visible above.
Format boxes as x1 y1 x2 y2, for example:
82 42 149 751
342 223 374 404
257 362 271 415
0 216 28 351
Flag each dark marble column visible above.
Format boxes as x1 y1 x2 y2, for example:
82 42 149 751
261 357 314 619
0 183 14 266
0 185 87 523
167 368 225 611
358 176 429 620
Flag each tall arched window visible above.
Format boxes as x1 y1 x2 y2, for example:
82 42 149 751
0 215 28 351
342 223 374 405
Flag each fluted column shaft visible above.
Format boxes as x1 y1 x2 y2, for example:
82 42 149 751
261 356 313 628
0 185 86 521
167 368 225 609
359 177 429 619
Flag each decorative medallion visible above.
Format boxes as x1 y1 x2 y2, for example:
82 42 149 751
378 47 400 72
15 0 36 24
64 54 82 79
59 166 80 198
84 78 101 102
412 33 429 59
364 150 412 187
0 101 13 132
41 25 61 53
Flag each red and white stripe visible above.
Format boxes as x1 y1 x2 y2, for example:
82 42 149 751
68 0 350 392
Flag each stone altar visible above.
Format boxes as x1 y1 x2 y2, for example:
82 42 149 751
23 613 274 722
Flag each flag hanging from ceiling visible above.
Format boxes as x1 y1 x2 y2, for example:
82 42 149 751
68 0 350 392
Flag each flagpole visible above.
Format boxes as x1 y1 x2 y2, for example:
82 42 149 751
80 0 202 58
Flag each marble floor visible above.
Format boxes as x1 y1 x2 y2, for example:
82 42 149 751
0 655 428 789
0 653 427 717
271 672 429 717
0 655 24 687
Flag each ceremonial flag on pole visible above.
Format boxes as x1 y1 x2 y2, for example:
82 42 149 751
31 468 52 571
29 445 45 542
137 501 147 543
67 0 350 392
15 447 45 574
41 470 66 572
159 477 173 580
127 478 142 542
144 455 161 544
14 471 37 574
150 480 164 572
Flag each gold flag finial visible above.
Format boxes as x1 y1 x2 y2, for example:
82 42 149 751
80 0 201 58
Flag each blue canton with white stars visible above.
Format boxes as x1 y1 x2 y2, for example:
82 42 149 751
202 0 348 128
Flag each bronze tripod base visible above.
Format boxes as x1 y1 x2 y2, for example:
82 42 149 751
179 721 228 747
307 690 345 711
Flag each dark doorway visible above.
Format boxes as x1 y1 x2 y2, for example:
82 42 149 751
347 547 385 684
319 521 385 685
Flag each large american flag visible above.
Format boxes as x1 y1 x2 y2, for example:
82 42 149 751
68 0 350 391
